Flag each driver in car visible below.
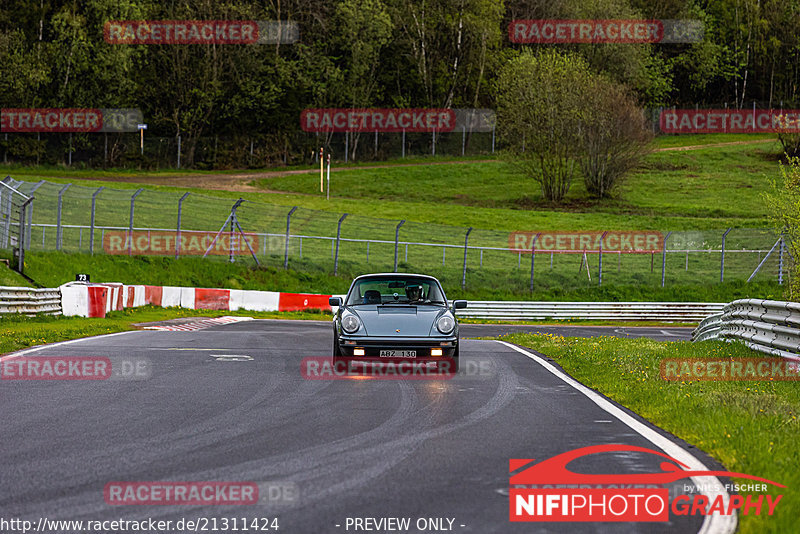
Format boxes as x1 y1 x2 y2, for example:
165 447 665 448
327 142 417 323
405 284 424 303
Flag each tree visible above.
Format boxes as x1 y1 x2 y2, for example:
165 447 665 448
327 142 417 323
495 49 593 202
579 79 653 198
765 157 800 300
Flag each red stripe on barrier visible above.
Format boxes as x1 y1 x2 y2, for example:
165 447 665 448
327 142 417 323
278 293 332 312
126 286 135 308
195 288 230 310
115 286 124 311
88 287 108 318
144 286 163 306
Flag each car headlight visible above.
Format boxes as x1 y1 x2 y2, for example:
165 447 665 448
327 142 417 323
436 315 455 334
342 314 360 334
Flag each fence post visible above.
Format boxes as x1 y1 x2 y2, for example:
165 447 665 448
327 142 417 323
748 237 783 282
18 198 33 273
530 233 540 291
461 125 466 156
402 129 406 158
334 213 348 275
491 123 495 153
56 184 71 251
175 192 190 258
598 231 608 285
177 134 182 169
779 234 784 285
394 220 406 272
128 188 144 255
462 227 472 290
284 206 298 269
25 180 45 249
89 186 104 255
344 132 349 163
720 227 732 282
661 231 673 287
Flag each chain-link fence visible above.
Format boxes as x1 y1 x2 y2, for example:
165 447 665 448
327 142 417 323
0 178 789 292
0 177 34 273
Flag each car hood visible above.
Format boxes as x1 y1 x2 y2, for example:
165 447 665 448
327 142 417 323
348 305 449 336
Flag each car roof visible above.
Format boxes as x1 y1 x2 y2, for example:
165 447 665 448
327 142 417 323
352 273 440 283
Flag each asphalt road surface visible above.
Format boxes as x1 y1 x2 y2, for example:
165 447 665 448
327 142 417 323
1 320 727 533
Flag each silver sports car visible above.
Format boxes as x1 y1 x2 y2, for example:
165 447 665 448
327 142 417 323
329 273 467 372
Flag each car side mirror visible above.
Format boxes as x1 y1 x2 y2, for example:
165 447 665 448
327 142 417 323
453 300 467 310
329 297 343 307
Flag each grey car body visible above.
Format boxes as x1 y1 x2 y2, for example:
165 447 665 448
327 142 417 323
329 273 466 369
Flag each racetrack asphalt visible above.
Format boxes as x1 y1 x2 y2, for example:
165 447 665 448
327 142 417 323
1 320 724 533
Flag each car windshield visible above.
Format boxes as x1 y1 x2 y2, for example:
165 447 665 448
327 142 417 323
346 276 446 306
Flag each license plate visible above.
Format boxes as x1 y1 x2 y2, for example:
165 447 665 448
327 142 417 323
379 350 416 358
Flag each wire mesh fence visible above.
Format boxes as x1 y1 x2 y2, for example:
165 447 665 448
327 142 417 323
0 177 789 291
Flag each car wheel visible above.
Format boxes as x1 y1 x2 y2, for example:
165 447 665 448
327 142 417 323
449 343 460 374
333 328 342 358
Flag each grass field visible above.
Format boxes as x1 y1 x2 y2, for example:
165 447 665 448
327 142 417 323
1 134 789 301
24 251 782 304
502 332 799 533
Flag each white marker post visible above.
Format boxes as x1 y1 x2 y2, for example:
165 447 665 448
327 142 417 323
319 147 324 192
137 123 147 156
326 153 331 200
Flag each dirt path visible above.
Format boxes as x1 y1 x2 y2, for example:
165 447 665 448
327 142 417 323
653 138 776 152
62 139 776 193
81 159 499 193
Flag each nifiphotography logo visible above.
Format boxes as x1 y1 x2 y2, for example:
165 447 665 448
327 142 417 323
509 444 784 522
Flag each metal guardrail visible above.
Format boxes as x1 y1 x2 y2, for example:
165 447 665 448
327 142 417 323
0 286 62 315
692 299 800 360
456 301 725 321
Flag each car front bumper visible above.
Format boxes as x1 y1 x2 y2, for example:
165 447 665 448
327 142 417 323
337 335 458 358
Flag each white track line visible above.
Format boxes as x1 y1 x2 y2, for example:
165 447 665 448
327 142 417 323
0 330 139 363
495 340 736 534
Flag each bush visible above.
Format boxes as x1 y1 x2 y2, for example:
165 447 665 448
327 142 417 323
579 80 653 198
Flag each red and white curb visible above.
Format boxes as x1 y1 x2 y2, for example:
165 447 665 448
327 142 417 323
60 281 343 318
142 316 255 331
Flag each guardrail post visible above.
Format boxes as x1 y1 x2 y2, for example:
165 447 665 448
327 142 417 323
462 227 472 290
128 188 144 256
720 227 732 282
394 220 405 272
56 184 71 251
284 206 297 269
175 192 190 258
334 213 347 275
661 231 672 287
598 231 608 285
89 186 104 255
529 233 540 291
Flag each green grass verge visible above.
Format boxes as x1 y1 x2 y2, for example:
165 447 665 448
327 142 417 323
500 332 798 533
0 306 330 356
5 134 782 233
24 251 782 302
